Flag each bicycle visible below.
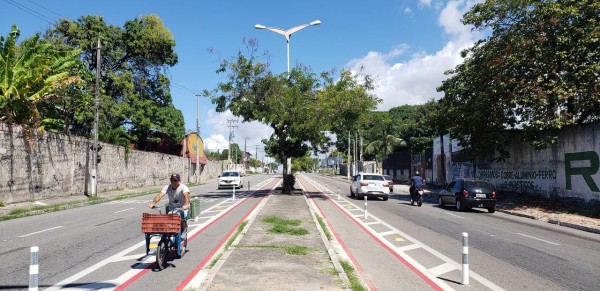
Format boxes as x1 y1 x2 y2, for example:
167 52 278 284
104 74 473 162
141 206 188 270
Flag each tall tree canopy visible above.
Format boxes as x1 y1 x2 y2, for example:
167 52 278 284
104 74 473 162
43 14 184 149
209 39 379 192
0 24 81 146
438 0 600 159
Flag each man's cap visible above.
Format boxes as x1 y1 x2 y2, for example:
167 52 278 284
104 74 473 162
170 173 181 181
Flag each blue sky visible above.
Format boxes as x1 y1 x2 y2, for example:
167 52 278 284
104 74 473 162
1 0 481 158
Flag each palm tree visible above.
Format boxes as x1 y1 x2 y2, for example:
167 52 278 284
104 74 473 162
0 24 81 147
364 114 406 172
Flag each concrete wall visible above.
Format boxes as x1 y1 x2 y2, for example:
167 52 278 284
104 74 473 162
432 122 600 205
0 123 226 204
475 122 600 204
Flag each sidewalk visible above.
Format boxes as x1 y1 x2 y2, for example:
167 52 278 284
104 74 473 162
198 192 350 290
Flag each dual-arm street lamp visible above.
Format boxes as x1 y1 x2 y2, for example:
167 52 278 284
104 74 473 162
254 20 321 74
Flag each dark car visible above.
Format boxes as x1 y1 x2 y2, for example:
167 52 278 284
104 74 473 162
438 178 497 213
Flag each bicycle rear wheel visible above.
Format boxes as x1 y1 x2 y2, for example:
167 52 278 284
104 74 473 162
156 238 169 270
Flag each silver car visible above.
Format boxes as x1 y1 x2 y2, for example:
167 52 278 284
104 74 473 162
218 171 243 189
350 173 390 201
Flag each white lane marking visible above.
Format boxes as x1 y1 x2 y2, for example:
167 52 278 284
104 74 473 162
445 212 464 219
46 178 279 290
397 244 421 252
379 230 397 236
300 174 506 291
18 226 63 238
429 262 456 277
516 233 561 246
114 208 134 214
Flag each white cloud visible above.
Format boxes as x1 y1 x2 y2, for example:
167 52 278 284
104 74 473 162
204 134 229 151
204 109 273 157
404 7 413 15
419 0 432 7
347 0 481 111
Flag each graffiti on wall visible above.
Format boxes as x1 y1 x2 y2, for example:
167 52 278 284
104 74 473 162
476 151 600 196
477 168 557 194
565 151 599 192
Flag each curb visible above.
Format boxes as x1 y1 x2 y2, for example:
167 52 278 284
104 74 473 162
499 209 600 234
547 219 600 234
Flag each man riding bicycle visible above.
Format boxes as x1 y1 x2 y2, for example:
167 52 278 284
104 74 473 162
149 173 190 232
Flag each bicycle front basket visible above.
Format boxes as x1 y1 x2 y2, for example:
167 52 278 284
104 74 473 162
141 213 181 234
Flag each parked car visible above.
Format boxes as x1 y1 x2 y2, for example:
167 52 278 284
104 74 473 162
218 171 243 189
438 178 496 213
383 175 394 192
350 173 390 201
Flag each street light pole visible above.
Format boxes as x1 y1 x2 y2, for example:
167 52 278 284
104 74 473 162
255 20 321 176
254 20 321 74
195 93 200 182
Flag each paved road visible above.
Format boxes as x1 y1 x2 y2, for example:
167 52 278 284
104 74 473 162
1 173 599 290
299 173 600 291
0 174 277 290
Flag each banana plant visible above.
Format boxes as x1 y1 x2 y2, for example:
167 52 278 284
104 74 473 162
0 24 81 146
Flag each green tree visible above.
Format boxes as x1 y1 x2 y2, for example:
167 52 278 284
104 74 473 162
209 40 378 193
0 25 81 146
43 14 184 149
363 112 405 169
438 0 600 160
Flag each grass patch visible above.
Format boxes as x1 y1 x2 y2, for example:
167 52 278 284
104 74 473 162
208 253 223 269
244 244 310 255
281 244 309 255
209 220 248 269
0 200 4 207
340 260 367 291
262 215 308 235
316 215 332 240
225 221 248 250
262 215 301 226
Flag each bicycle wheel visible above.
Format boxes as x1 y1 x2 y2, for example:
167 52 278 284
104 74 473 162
156 238 169 270
177 227 187 258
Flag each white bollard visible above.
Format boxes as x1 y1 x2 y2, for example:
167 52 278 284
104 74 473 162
29 246 39 291
364 196 368 219
233 184 236 201
337 186 340 200
462 232 469 285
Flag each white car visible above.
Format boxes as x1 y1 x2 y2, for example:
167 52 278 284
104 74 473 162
218 171 243 189
350 173 390 201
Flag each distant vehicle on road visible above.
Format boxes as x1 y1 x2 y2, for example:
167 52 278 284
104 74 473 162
350 173 390 201
438 178 497 213
383 175 394 192
218 171 243 189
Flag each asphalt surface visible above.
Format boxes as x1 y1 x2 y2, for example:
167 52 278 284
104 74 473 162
0 177 596 290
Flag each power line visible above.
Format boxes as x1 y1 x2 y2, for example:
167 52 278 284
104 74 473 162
171 82 213 107
25 0 64 18
3 0 56 24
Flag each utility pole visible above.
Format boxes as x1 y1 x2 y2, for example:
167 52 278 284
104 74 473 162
91 38 101 196
347 131 351 180
227 119 239 167
195 94 201 182
254 145 260 172
360 132 363 172
244 138 248 171
354 131 358 174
